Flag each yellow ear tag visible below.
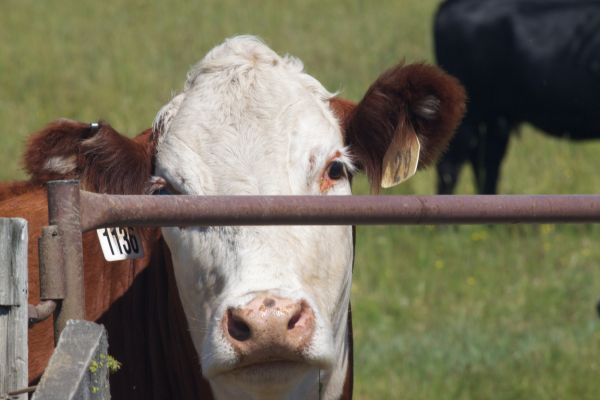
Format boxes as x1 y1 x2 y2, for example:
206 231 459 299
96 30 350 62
381 131 421 188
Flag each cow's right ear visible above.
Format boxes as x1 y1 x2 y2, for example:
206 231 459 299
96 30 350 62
23 118 95 183
23 119 155 195
343 63 466 192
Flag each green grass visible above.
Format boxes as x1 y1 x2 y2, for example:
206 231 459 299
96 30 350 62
0 0 438 180
2 1 600 399
353 222 600 399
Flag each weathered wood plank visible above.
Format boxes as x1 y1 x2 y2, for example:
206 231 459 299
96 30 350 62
32 320 110 400
0 218 28 400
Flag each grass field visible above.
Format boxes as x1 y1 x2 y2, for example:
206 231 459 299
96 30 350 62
2 1 600 399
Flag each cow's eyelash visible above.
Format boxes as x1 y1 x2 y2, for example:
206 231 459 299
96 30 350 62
329 147 356 176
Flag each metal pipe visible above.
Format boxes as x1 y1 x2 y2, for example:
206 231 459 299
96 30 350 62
28 301 58 326
80 192 600 231
47 180 85 341
7 385 37 397
38 225 66 301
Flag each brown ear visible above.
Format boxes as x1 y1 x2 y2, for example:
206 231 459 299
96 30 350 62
343 63 466 191
24 119 95 183
24 119 155 194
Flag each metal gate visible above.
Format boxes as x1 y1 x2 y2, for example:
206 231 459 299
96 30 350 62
26 179 600 398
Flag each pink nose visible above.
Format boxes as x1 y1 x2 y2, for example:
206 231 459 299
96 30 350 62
222 295 315 362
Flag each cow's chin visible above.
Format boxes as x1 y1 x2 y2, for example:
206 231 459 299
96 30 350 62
209 360 322 399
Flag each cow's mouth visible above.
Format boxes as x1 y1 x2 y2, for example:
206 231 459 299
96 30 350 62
206 352 328 381
233 359 308 372
222 358 318 384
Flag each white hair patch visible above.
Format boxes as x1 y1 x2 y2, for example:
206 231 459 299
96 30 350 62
43 155 77 174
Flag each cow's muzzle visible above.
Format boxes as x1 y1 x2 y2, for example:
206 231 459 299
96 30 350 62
221 294 316 368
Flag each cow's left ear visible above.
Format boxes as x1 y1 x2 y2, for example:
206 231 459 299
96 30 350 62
342 63 466 191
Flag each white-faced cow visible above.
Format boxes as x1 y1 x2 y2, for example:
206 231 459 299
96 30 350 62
435 0 600 194
1 36 465 399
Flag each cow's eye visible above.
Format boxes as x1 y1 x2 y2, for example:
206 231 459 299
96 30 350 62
327 160 347 180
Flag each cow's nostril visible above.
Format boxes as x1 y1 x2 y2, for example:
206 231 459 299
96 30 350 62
287 303 305 330
287 312 301 330
263 297 275 308
227 309 251 342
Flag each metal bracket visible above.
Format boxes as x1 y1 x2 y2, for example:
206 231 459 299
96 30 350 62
28 225 66 326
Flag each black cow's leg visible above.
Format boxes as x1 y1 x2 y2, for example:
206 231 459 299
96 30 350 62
436 123 473 194
436 155 462 194
472 119 511 194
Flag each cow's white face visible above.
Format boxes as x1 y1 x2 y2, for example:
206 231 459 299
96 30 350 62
154 36 354 399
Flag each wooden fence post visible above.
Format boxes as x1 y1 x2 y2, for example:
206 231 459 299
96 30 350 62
0 218 28 400
32 321 110 400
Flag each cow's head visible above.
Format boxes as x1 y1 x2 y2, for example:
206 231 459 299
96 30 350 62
151 36 464 399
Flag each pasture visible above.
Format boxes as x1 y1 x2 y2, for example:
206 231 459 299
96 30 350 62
1 1 600 398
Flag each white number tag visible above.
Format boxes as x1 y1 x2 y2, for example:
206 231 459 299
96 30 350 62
96 227 144 262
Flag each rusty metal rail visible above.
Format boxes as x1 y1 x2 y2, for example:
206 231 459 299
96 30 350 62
80 191 600 231
36 179 600 339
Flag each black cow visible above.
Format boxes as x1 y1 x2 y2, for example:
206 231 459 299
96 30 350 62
434 0 600 194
